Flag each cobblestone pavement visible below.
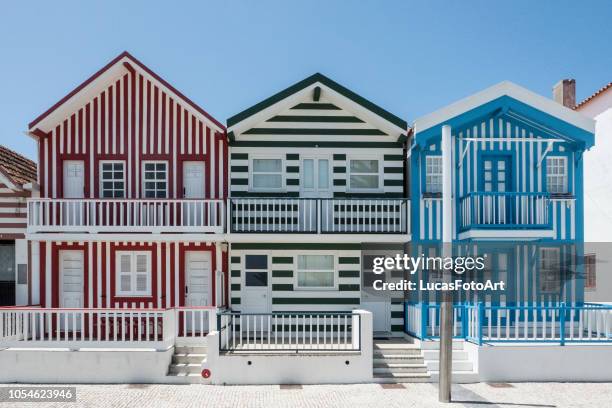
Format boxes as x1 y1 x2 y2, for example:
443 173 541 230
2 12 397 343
1 382 611 408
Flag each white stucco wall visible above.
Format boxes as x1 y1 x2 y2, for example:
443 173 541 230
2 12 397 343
203 310 373 385
0 348 173 383
579 90 612 242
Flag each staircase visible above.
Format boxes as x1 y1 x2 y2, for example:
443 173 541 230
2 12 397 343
166 345 208 384
421 340 479 383
372 339 431 383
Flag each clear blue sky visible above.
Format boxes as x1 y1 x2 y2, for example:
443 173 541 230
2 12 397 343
1 0 610 160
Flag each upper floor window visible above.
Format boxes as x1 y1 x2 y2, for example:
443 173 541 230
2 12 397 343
546 157 568 194
143 161 168 198
100 161 125 198
251 159 283 190
349 159 380 190
296 255 335 289
425 156 442 193
116 251 151 297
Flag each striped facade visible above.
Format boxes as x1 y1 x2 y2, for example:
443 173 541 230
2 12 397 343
227 74 409 336
0 183 28 240
26 52 228 310
413 117 580 241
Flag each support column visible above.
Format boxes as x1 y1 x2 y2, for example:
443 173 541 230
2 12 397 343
215 243 222 307
439 124 453 403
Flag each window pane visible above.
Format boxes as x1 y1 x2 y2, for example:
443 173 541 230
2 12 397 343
303 159 314 189
253 159 281 172
298 255 333 270
120 255 131 273
245 272 268 286
245 255 267 270
318 160 329 189
136 255 148 273
350 160 378 173
121 275 131 291
136 274 147 291
350 174 379 189
298 271 334 287
253 174 282 188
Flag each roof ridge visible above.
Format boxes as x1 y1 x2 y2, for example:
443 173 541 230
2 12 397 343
574 82 612 110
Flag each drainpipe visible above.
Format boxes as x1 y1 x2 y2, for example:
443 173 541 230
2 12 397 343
439 124 453 403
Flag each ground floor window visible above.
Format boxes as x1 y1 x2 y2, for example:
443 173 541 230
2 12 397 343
296 255 335 289
116 251 151 296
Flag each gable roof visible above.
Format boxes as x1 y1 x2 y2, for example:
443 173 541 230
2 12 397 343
227 73 408 131
28 51 225 133
574 82 612 110
413 81 595 149
0 145 37 189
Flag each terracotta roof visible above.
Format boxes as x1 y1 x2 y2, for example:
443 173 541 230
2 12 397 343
574 82 612 110
0 145 37 187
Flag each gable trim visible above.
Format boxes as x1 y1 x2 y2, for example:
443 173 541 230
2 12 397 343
226 73 407 130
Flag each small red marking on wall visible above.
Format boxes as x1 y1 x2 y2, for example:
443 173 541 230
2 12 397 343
201 369 211 379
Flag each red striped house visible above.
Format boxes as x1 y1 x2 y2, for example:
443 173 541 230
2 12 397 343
26 52 228 311
0 146 37 306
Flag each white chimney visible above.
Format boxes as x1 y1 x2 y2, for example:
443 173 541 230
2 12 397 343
553 79 576 108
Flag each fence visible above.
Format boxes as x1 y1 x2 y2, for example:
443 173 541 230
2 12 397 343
218 312 361 352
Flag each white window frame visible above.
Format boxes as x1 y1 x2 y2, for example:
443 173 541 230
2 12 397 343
347 156 383 192
295 254 338 291
249 157 285 191
425 155 443 193
115 251 152 297
100 160 126 198
546 156 568 194
142 161 168 198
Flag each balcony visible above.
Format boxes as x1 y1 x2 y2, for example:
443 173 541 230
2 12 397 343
458 192 552 239
27 198 225 234
230 198 410 234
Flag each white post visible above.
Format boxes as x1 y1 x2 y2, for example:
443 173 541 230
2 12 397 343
440 124 453 403
215 244 222 307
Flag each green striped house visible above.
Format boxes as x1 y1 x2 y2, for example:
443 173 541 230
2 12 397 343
226 73 409 336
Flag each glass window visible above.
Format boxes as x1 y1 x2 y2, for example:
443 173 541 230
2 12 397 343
143 162 168 198
116 251 151 296
100 161 125 198
318 159 329 189
303 159 314 189
252 159 283 189
546 157 568 194
585 253 596 290
349 159 379 190
425 156 443 193
540 248 560 294
296 255 335 289
245 255 268 287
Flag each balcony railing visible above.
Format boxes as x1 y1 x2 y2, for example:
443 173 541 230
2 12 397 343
459 192 551 231
230 198 409 234
27 198 225 233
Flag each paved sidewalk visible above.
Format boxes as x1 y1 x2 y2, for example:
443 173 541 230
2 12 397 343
1 382 611 408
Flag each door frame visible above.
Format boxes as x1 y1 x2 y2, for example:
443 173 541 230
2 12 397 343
58 249 84 308
240 251 272 313
185 250 213 307
300 155 332 198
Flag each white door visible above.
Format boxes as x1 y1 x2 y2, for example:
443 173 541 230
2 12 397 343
60 250 84 313
63 161 85 226
183 162 205 226
241 254 270 314
185 251 212 306
301 157 331 198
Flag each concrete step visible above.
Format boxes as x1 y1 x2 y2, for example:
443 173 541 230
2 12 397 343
373 348 421 357
422 350 468 360
373 342 419 351
174 346 207 354
172 353 207 364
373 356 424 364
168 363 202 375
425 360 473 371
428 370 480 383
373 364 428 374
372 372 431 383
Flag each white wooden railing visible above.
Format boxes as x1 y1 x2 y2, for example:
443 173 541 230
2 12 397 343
218 312 361 352
176 306 217 340
459 192 550 230
27 198 225 233
230 198 409 234
0 307 176 349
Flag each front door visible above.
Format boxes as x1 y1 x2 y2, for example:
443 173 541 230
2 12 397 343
241 254 270 313
63 161 85 226
480 155 513 224
301 157 332 198
183 162 206 226
60 250 84 308
185 251 212 306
